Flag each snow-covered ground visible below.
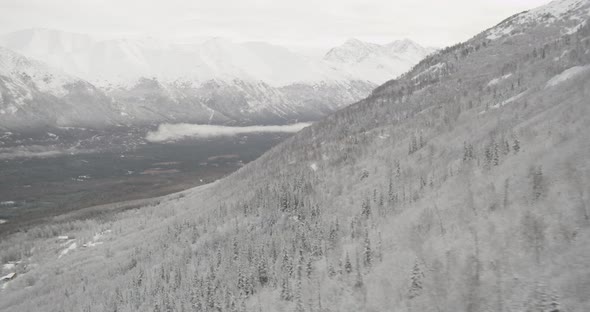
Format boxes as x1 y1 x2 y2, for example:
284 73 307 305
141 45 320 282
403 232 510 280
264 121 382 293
546 64 590 87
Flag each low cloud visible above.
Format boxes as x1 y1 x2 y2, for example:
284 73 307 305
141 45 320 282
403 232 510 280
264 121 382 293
0 146 94 160
145 123 311 142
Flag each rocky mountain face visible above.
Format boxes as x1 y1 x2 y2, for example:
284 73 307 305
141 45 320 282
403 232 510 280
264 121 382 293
0 31 430 128
4 0 590 311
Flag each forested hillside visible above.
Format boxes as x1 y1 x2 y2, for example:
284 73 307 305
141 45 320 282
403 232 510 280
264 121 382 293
1 0 589 311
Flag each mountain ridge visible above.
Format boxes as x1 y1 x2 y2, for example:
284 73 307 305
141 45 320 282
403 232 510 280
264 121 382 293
0 30 433 86
0 32 432 129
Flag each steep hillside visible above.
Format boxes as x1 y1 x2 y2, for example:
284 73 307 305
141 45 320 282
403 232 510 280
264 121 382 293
1 0 590 311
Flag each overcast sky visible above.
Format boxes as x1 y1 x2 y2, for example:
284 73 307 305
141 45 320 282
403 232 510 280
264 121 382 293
0 0 550 50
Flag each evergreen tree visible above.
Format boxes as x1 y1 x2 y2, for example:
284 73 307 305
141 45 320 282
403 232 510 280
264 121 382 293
257 256 269 286
294 279 305 312
327 264 336 277
344 252 353 274
280 276 292 301
306 257 313 279
282 250 293 277
513 137 521 154
503 139 511 155
363 231 372 269
409 133 419 154
532 166 544 201
485 146 493 169
388 176 395 203
361 198 371 218
408 260 424 299
493 141 500 166
463 141 473 161
419 133 426 149
549 293 561 312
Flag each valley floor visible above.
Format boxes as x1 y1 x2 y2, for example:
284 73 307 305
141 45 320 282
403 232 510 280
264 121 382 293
0 131 292 236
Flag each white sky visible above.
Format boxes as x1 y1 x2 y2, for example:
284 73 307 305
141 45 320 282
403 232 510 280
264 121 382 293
0 0 550 50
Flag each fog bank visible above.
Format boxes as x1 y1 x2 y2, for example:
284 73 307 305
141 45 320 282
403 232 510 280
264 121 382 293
146 123 311 142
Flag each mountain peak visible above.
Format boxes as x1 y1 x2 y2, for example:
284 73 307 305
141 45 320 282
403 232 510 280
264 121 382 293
342 38 371 46
324 39 381 63
386 38 425 53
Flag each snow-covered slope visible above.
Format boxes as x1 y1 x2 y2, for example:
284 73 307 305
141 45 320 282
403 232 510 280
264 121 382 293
0 46 77 97
486 0 590 39
324 38 436 84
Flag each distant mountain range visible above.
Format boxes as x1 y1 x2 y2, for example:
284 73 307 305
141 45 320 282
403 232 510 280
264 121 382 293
0 29 435 129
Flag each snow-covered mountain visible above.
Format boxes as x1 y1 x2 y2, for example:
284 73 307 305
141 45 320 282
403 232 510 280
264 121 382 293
0 29 433 86
0 29 433 128
0 44 376 128
0 46 120 130
324 38 436 84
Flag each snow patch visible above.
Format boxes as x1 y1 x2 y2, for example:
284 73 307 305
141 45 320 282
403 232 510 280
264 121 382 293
0 272 16 281
487 25 515 40
310 163 318 172
565 19 588 34
546 65 590 87
554 50 570 61
413 62 447 80
82 230 110 248
58 241 77 259
491 91 528 109
487 73 512 86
